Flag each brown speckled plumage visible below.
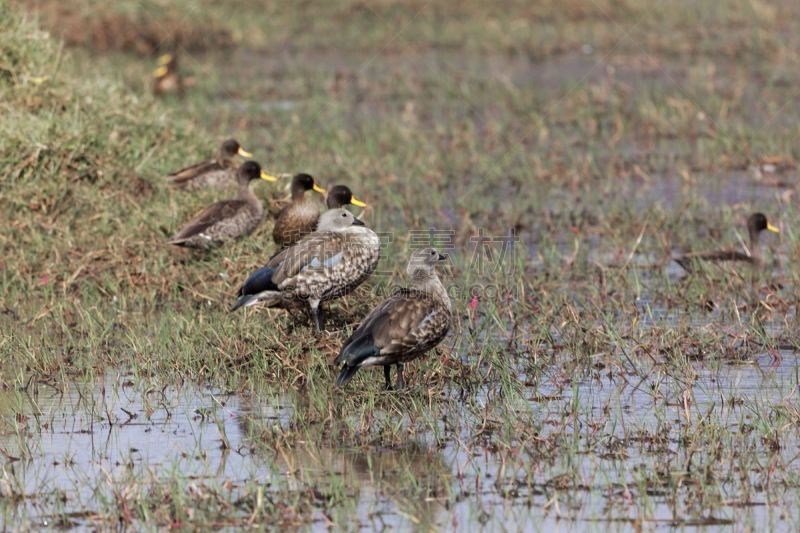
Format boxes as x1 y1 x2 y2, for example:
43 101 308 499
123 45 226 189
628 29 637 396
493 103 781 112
169 161 273 249
335 247 451 389
231 209 381 331
166 139 251 190
272 173 327 247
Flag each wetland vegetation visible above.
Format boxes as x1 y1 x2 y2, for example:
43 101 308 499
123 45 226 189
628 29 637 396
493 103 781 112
3 0 800 529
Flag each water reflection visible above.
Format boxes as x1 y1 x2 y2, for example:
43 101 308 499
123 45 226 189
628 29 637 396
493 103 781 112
237 393 450 530
0 359 798 528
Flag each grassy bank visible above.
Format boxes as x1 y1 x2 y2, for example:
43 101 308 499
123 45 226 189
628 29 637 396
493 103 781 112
3 0 800 528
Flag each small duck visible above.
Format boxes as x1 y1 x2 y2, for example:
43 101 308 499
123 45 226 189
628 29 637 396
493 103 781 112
272 174 328 248
335 247 451 390
676 212 780 272
168 161 277 249
231 208 381 331
152 52 184 96
166 139 253 190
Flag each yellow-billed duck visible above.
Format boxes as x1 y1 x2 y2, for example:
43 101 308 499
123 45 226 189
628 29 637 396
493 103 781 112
335 247 451 389
272 173 327 248
231 208 381 331
676 212 780 272
168 161 277 249
152 52 184 96
166 139 253 190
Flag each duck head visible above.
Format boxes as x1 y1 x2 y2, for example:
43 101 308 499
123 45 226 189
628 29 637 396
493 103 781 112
747 212 779 243
326 185 367 209
237 160 278 185
220 139 252 160
317 208 365 232
291 173 327 200
407 247 447 278
152 52 177 78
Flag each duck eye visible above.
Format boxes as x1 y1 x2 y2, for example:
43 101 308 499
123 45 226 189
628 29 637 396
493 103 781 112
341 213 347 217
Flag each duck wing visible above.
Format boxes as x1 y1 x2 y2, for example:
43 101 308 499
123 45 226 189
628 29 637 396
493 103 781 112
676 249 753 272
170 200 246 242
166 159 231 187
266 232 350 286
335 289 450 369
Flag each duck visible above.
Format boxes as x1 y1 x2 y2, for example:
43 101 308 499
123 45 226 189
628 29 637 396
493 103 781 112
272 174 328 248
334 247 451 390
231 208 381 331
675 212 780 272
165 139 253 190
152 52 184 96
168 161 277 249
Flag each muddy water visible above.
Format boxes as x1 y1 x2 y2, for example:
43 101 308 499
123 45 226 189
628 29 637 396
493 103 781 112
1 357 799 529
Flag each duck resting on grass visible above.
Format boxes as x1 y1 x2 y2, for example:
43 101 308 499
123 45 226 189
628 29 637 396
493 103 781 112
165 139 253 190
271 173 329 248
152 52 184 96
675 212 779 272
168 161 277 249
335 247 451 390
231 208 381 331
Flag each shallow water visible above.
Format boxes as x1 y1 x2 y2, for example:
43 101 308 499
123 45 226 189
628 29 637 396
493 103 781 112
2 354 800 529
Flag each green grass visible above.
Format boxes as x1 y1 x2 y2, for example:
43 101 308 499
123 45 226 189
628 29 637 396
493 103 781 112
4 0 800 528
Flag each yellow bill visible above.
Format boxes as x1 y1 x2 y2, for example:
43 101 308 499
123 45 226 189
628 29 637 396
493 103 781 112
313 183 327 195
260 170 278 182
237 147 253 158
152 65 168 78
767 223 780 233
157 53 173 65
350 196 367 207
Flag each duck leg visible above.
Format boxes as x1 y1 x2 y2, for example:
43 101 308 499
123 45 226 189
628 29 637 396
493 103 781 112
309 299 325 332
383 365 392 390
395 363 405 390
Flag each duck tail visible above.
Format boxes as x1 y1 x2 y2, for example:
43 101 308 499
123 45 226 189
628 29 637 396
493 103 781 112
229 291 282 312
336 365 360 387
229 294 259 312
230 266 281 311
334 334 378 366
334 335 380 386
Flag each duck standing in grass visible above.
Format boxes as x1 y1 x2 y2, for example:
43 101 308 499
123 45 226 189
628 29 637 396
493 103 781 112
676 212 780 272
169 161 277 249
335 247 451 390
231 208 381 331
272 173 328 247
152 52 184 96
165 139 253 190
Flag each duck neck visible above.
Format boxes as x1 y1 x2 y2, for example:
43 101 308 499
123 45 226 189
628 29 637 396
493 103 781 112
238 180 261 211
412 271 450 310
748 228 761 261
291 186 308 202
